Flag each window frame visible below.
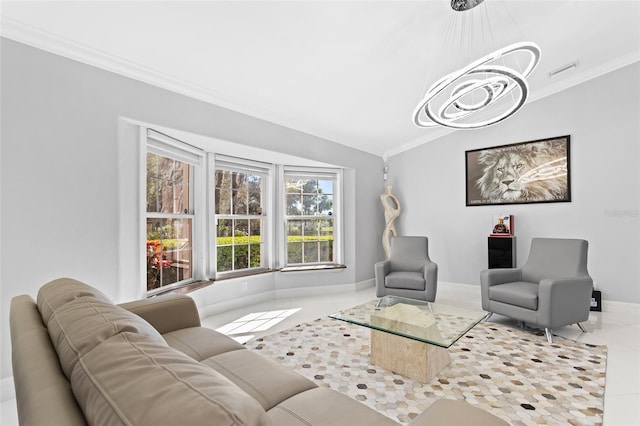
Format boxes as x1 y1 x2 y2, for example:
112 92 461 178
210 155 274 279
144 129 205 295
281 166 343 268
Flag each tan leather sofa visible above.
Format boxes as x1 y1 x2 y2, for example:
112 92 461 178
10 278 508 425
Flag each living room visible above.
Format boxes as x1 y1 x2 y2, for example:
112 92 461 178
1 1 639 425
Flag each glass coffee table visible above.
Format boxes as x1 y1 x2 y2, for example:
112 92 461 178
329 296 489 383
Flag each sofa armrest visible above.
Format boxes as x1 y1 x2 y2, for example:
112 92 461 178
118 294 201 334
409 399 509 426
10 295 87 426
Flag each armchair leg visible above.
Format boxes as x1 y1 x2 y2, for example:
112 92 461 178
576 322 587 333
544 328 553 344
484 313 493 321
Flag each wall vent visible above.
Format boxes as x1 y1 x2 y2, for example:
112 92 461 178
548 61 580 78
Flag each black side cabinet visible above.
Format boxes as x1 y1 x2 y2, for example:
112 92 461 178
488 236 516 269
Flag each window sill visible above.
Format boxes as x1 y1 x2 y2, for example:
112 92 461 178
279 264 346 273
150 265 346 297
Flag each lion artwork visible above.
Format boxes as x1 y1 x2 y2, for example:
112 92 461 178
476 140 568 203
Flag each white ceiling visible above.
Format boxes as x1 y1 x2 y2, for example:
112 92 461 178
2 1 639 157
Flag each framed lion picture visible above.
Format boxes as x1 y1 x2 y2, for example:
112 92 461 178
465 135 571 206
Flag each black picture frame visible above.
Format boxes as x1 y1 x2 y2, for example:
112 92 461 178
465 135 571 206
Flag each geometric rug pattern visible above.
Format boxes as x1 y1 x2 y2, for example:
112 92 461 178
246 317 607 426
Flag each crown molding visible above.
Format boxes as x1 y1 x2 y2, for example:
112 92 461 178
3 16 638 161
0 16 357 151
0 17 246 111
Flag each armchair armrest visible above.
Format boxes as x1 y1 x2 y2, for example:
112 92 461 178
538 276 593 328
480 268 523 286
480 268 523 311
422 260 438 301
118 294 201 334
374 260 391 297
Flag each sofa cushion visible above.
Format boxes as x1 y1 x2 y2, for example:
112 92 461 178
489 281 539 310
385 271 425 290
71 332 271 426
203 350 317 411
37 278 112 324
47 296 167 378
267 387 398 426
164 326 245 361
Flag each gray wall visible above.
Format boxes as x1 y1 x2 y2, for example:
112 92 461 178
388 62 640 304
0 38 385 380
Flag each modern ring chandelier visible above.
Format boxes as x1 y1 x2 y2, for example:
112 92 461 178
413 0 541 129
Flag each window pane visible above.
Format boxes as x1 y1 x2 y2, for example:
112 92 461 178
286 180 302 193
249 219 261 238
217 246 232 272
249 243 262 268
215 188 231 214
146 177 159 212
303 241 319 263
287 194 302 215
232 188 247 214
146 217 192 291
217 219 232 238
318 179 333 195
215 170 232 189
287 241 302 264
234 219 249 242
146 153 191 214
319 194 333 215
320 219 333 237
302 194 316 215
319 240 333 262
303 179 318 193
231 172 248 215
235 245 249 269
248 175 262 215
288 220 302 237
303 220 318 238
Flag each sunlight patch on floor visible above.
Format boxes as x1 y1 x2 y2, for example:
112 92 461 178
215 308 301 337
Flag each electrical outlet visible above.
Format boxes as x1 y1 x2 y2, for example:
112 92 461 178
241 282 248 293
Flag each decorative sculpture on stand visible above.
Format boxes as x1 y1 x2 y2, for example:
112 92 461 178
380 184 401 258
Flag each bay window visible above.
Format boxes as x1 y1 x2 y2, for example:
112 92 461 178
143 128 343 294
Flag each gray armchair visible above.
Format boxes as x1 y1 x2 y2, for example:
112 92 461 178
480 238 593 343
375 236 438 302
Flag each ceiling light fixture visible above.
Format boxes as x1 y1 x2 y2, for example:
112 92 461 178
413 0 541 130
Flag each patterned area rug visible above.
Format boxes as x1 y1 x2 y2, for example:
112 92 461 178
246 317 607 426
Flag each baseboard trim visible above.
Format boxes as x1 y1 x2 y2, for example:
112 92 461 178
354 278 375 291
602 299 640 314
197 291 274 318
275 282 360 299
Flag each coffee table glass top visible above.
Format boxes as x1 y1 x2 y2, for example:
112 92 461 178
329 296 489 348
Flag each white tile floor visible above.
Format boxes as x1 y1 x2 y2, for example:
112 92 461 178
2 282 638 425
